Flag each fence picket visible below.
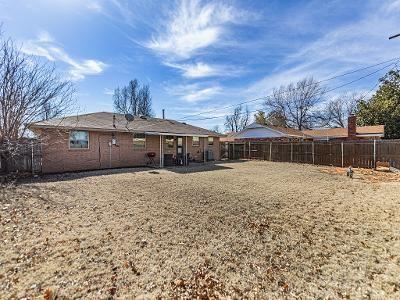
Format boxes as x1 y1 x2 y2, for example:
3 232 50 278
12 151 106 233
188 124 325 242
225 140 400 169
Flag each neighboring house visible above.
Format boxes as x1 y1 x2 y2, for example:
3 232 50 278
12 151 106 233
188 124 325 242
302 115 385 141
221 116 385 142
28 112 220 173
220 123 308 142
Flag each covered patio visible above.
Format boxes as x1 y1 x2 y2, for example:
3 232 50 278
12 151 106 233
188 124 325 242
154 134 213 167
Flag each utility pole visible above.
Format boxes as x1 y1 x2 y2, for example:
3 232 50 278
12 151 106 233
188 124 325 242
389 33 400 40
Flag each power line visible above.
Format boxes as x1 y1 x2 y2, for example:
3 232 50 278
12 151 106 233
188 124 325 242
177 56 400 121
184 60 396 122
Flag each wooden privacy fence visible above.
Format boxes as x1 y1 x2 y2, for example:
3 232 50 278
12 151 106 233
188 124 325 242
221 140 400 169
0 140 42 175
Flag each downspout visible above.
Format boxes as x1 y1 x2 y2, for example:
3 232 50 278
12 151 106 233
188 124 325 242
98 134 101 169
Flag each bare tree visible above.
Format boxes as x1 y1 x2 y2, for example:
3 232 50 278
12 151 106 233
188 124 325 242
211 125 221 133
0 32 74 173
322 93 359 127
137 84 153 116
41 102 63 120
254 110 267 125
224 105 250 132
264 77 325 130
0 37 74 141
113 79 153 117
265 109 287 127
113 79 139 115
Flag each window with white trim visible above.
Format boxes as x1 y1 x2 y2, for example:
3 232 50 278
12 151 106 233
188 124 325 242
192 136 200 146
165 135 174 148
69 131 89 149
208 136 214 146
133 133 146 150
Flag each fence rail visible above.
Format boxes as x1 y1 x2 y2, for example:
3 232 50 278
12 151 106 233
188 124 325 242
221 140 400 169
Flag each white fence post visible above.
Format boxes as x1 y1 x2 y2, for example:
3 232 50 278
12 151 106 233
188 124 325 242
312 142 315 165
31 141 35 175
290 142 293 162
249 141 251 159
341 142 344 168
269 142 272 161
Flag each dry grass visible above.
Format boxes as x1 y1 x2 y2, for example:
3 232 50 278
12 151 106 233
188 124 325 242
1 161 400 299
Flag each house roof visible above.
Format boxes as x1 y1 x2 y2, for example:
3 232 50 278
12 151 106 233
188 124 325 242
302 125 385 139
267 125 307 137
29 112 220 137
220 123 308 141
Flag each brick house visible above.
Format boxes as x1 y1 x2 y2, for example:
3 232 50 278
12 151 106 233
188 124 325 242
28 112 220 173
221 116 384 142
220 122 308 142
302 115 385 141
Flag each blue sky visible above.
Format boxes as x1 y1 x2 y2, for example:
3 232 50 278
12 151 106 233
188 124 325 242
1 0 400 130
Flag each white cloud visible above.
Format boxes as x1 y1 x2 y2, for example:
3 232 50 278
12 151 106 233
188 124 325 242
166 83 222 102
146 0 248 59
104 88 114 95
165 61 242 78
86 1 103 13
21 31 107 81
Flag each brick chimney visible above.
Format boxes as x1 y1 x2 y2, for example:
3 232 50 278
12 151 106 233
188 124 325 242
347 114 357 139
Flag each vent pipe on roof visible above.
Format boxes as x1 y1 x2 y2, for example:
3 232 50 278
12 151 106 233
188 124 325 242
162 109 165 119
113 114 116 128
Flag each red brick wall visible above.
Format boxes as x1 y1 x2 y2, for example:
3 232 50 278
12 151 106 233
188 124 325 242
34 129 220 173
185 136 220 161
348 115 357 139
36 129 160 173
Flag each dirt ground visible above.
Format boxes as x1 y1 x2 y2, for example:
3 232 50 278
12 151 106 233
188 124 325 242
1 161 400 299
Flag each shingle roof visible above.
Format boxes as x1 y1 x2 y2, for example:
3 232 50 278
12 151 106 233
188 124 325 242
268 125 307 137
220 124 308 141
302 125 385 138
29 112 220 137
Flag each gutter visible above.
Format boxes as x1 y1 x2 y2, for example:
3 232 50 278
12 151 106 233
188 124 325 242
28 124 215 137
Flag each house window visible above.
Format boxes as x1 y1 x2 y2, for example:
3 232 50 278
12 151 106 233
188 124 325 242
69 131 89 149
192 136 200 146
165 135 174 148
208 137 214 146
133 133 146 150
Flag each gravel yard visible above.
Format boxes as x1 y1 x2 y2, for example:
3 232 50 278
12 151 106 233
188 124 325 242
1 161 400 299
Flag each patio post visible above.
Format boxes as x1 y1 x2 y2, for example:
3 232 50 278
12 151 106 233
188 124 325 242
159 135 162 167
185 136 188 166
204 137 206 162
373 139 376 169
